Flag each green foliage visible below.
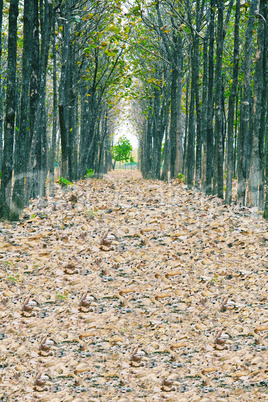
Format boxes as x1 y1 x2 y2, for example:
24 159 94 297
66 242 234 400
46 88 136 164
112 136 133 163
84 169 94 178
56 293 66 301
87 209 95 216
58 177 73 187
0 171 2 179
177 173 185 182
7 274 19 282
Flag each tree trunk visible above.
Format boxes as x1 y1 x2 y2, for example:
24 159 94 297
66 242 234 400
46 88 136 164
0 0 4 171
58 0 70 179
10 0 33 220
247 0 265 208
237 0 257 205
206 0 215 195
24 0 40 204
214 0 224 199
225 0 240 204
183 74 189 175
259 0 267 211
201 30 209 192
59 104 68 178
174 34 183 176
49 10 58 196
39 0 53 197
170 64 178 179
186 48 195 187
194 0 202 189
0 0 19 219
67 41 75 181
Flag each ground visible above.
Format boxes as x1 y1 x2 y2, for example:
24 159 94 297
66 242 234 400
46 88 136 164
0 170 267 401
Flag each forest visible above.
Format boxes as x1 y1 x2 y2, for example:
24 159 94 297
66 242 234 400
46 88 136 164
0 0 267 220
0 1 268 399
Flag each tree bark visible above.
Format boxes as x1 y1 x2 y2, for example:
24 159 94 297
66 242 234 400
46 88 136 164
58 0 70 179
201 24 209 192
247 0 265 208
0 0 4 171
186 47 195 187
49 10 58 196
225 0 240 204
24 0 40 204
206 0 215 195
194 0 202 189
260 0 267 212
237 0 257 205
10 0 33 220
0 0 19 219
214 0 224 199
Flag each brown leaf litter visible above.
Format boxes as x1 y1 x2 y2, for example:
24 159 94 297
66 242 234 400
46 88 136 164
0 170 267 401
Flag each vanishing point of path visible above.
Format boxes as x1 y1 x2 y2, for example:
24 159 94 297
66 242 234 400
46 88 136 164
0 170 267 400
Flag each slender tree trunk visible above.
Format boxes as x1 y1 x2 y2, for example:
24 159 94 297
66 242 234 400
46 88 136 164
49 11 58 196
170 64 178 179
201 30 209 192
247 0 265 208
10 0 32 220
67 41 75 181
225 0 240 204
186 49 195 187
237 0 257 205
260 0 267 212
174 34 183 176
58 0 70 179
183 74 189 175
79 85 88 178
39 0 53 197
24 0 40 204
0 0 4 171
0 0 19 219
73 87 79 180
233 91 239 178
206 0 215 195
194 0 202 189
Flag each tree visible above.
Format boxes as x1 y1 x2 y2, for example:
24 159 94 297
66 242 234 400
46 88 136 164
237 0 257 205
225 0 240 204
112 136 133 166
10 0 33 220
0 0 19 220
247 0 265 208
0 0 4 171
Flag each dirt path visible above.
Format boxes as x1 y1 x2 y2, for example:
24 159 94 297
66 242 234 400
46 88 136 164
0 170 267 401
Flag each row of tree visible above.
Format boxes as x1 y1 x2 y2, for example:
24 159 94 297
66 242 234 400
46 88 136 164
0 0 128 220
127 0 268 217
0 0 267 219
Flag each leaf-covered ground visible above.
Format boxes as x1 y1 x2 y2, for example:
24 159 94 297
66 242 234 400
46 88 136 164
0 170 267 401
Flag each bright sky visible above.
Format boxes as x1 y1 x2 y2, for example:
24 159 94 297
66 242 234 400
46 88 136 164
114 121 138 149
113 101 139 149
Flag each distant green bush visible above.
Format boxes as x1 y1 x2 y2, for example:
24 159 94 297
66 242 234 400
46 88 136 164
58 176 73 187
85 168 94 178
177 173 185 182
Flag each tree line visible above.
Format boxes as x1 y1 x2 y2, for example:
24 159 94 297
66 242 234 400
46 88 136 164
0 0 127 220
128 0 268 217
0 0 267 220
